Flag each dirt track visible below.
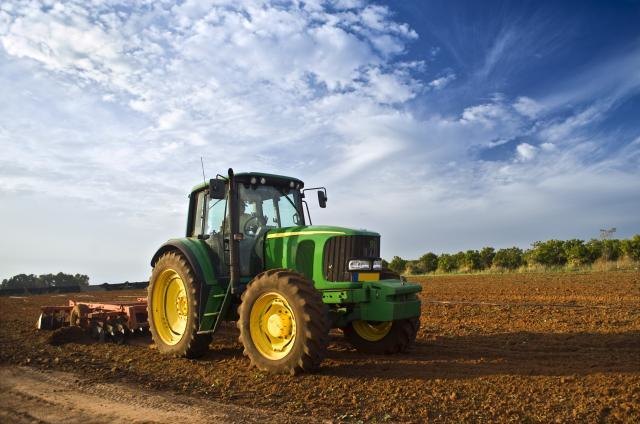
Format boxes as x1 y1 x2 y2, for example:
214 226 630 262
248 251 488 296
1 271 639 422
0 365 302 424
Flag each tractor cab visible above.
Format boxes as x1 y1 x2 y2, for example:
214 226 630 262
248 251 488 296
186 171 319 282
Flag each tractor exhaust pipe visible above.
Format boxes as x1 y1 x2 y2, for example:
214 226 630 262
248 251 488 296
227 168 240 295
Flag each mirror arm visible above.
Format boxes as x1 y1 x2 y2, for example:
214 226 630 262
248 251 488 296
302 200 312 225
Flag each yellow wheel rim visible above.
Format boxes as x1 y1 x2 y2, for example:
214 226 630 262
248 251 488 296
352 320 392 342
249 292 296 360
151 269 189 345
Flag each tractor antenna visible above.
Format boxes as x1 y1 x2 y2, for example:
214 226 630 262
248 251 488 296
200 157 207 185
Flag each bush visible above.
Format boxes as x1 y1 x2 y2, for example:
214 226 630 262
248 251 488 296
493 247 524 270
529 240 566 266
621 234 640 261
460 250 482 271
437 254 458 272
405 261 424 275
418 252 439 273
388 256 407 274
585 239 603 263
479 247 495 269
601 239 622 261
563 239 591 266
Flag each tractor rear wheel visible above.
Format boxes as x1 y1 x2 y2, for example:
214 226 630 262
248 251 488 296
343 317 419 354
148 251 211 358
237 269 330 375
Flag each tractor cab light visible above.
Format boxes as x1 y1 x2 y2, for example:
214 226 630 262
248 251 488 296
348 259 371 271
372 259 383 270
250 177 257 184
260 177 266 184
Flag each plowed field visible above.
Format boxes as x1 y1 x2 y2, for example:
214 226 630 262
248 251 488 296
1 271 639 423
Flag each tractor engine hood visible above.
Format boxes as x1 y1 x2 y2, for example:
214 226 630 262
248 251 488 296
264 225 380 240
263 225 383 285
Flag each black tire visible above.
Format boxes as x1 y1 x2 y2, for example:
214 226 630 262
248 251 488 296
237 269 330 375
148 251 211 358
343 317 420 354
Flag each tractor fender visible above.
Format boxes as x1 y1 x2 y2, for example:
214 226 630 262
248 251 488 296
150 238 224 332
150 238 218 288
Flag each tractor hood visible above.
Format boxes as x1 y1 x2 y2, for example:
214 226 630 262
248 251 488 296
265 225 380 240
263 225 383 285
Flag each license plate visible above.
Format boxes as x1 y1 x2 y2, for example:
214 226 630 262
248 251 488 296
353 272 380 282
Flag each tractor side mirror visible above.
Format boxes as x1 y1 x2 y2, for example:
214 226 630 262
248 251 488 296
318 191 327 208
209 178 226 199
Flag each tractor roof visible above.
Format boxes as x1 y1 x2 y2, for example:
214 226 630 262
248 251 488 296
190 171 304 194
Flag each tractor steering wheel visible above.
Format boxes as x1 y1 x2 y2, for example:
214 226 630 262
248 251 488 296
243 215 260 237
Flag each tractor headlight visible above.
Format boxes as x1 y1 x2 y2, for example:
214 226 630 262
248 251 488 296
372 259 383 270
348 259 371 271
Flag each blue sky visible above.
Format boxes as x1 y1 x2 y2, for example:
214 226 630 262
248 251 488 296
1 0 639 283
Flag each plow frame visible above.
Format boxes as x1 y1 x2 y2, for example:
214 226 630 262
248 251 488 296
37 298 149 332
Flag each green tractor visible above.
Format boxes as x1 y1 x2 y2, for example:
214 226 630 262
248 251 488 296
148 169 421 374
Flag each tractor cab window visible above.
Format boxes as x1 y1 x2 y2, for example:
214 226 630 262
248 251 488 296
237 184 303 277
191 190 206 237
237 184 303 235
206 197 226 235
262 195 301 228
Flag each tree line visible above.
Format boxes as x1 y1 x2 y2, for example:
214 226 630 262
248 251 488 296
386 235 640 275
1 272 90 290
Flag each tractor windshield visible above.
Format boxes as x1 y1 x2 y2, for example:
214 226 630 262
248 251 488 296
235 184 303 277
237 184 304 234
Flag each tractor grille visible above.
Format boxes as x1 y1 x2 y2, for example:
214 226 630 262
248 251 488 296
323 235 380 281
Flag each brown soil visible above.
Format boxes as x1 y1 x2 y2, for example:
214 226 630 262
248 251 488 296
0 365 310 424
1 271 639 423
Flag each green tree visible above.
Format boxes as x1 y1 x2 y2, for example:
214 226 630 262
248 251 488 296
601 239 622 261
388 256 408 274
460 250 482 271
563 239 591 266
418 252 439 273
493 247 524 270
437 254 458 272
1 274 42 289
585 239 604 263
0 272 90 290
621 234 640 261
530 240 567 266
39 272 89 287
479 247 495 269
405 260 425 275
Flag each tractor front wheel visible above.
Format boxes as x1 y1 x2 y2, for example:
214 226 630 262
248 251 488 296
148 251 211 358
238 269 330 375
343 317 419 354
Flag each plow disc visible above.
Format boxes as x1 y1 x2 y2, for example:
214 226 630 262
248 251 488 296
37 299 149 344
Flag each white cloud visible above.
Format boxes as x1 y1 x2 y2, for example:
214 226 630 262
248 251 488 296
539 105 604 142
516 142 537 161
428 72 455 90
540 142 556 151
460 101 511 128
513 96 543 118
157 109 185 131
